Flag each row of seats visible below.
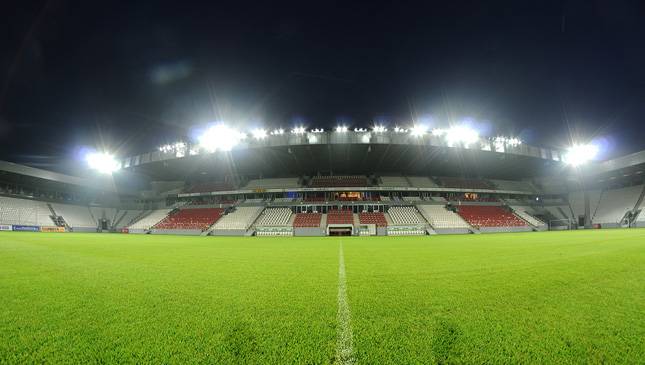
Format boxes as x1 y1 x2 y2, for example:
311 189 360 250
327 209 353 224
358 212 387 227
114 210 145 229
0 196 52 226
417 205 470 229
293 213 322 227
593 185 643 224
512 206 545 227
256 230 293 236
457 206 526 227
129 209 172 230
212 206 263 230
388 206 424 225
154 208 224 230
51 203 96 227
310 175 367 187
255 208 293 226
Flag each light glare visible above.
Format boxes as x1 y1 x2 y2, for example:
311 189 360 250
564 144 599 166
86 152 120 174
199 124 245 152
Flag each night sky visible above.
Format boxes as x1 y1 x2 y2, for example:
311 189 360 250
1 0 645 172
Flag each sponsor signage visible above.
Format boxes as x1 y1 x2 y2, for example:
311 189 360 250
0 224 12 231
12 225 40 232
41 226 66 233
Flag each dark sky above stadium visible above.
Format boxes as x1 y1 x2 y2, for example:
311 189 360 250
1 0 645 170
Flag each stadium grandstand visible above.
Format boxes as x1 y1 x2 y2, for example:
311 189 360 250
1 129 645 236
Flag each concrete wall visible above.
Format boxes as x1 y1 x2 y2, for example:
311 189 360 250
150 229 202 236
209 229 246 236
294 227 325 236
478 226 533 233
434 228 471 235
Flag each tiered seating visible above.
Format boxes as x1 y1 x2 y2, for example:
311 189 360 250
417 205 470 229
490 179 535 193
592 185 642 225
243 198 264 203
327 209 353 224
51 203 96 227
0 196 52 226
407 176 438 188
256 208 293 226
569 190 601 219
545 206 573 222
212 206 263 230
186 182 233 193
438 177 494 190
359 212 387 227
273 197 294 202
430 196 447 202
293 213 322 227
128 209 172 230
154 208 224 230
114 210 145 229
244 178 300 189
402 196 423 202
380 176 410 187
457 206 526 227
310 175 367 187
387 206 424 225
512 207 545 227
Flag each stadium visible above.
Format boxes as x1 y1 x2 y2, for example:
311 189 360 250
1 124 644 363
2 2 645 363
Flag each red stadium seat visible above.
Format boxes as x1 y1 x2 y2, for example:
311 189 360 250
153 208 225 230
457 206 526 228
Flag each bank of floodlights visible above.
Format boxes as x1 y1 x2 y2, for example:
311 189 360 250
270 128 285 135
372 125 387 133
311 128 325 133
563 144 599 166
445 126 479 147
291 126 306 134
86 152 121 174
198 124 246 152
251 128 268 140
410 125 428 137
336 125 348 133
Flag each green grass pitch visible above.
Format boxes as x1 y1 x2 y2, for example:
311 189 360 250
1 230 644 363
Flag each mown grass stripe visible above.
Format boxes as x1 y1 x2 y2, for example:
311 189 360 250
336 241 355 365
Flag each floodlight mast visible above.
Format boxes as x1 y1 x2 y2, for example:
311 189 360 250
564 143 599 229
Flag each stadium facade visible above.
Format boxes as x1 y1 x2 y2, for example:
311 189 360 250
2 129 645 236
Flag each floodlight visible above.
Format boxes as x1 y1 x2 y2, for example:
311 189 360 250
410 125 428 137
372 125 387 133
270 128 285 135
86 152 120 174
198 124 245 152
445 126 479 147
563 144 599 166
251 128 267 140
431 128 446 136
394 127 407 133
336 126 348 133
291 126 306 134
311 128 325 133
354 128 367 132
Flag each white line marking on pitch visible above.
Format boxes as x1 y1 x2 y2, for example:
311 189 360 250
336 241 355 365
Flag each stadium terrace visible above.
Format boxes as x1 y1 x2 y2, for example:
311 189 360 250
1 126 644 236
